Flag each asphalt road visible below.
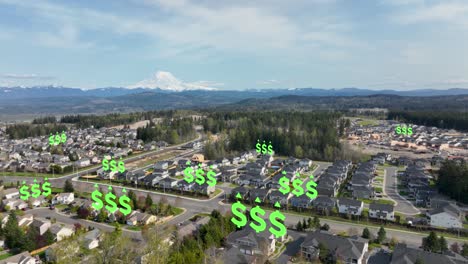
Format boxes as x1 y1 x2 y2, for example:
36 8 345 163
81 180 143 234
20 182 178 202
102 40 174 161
1 133 202 186
383 167 420 216
28 207 144 241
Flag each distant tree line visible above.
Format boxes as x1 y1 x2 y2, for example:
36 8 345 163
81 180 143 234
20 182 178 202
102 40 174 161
388 111 468 132
6 123 68 139
202 111 343 161
136 118 196 144
438 159 468 203
32 116 57 124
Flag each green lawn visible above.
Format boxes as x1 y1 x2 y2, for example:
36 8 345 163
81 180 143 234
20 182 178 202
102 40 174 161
125 226 142 231
229 183 239 188
172 207 184 216
211 188 223 197
357 119 378 126
359 198 395 205
374 187 383 193
0 253 13 260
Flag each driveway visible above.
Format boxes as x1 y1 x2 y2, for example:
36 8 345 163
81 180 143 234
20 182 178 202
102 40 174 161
384 167 420 216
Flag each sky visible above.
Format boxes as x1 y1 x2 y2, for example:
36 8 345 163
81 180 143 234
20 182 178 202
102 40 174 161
0 0 468 90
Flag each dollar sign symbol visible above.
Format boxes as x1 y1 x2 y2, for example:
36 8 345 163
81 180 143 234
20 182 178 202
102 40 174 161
396 126 401 134
110 160 117 172
249 205 266 233
267 141 273 155
402 126 407 134
206 167 217 186
61 132 67 143
55 133 61 145
183 167 194 183
306 175 318 200
102 159 109 171
19 182 29 200
91 184 104 211
408 127 413 136
195 168 205 185
119 188 132 216
49 134 54 146
31 179 41 198
105 186 118 213
256 139 261 153
261 140 267 154
291 178 304 197
269 210 287 238
41 178 51 197
118 159 125 173
278 172 290 195
230 201 247 228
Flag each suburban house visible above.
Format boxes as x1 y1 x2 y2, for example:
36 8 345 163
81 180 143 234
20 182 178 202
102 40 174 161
153 161 169 170
369 203 395 221
312 196 336 213
50 223 74 241
53 192 75 205
337 198 364 216
31 218 52 235
390 243 468 264
3 188 19 199
178 216 210 238
249 189 271 204
226 226 276 257
300 230 368 264
193 184 215 195
127 211 157 226
157 178 178 189
268 190 291 206
83 229 101 250
290 196 312 209
231 186 250 201
427 203 464 229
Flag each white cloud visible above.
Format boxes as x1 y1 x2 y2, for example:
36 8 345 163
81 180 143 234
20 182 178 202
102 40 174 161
391 1 468 27
127 71 221 91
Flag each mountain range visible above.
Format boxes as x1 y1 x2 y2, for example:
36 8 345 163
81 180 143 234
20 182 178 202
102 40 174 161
1 85 468 117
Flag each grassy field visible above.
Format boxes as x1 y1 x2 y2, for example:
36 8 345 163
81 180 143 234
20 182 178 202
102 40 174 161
0 253 13 260
357 119 379 126
359 198 395 205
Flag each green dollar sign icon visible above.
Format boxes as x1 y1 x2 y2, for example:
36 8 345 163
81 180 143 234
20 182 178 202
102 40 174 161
118 159 125 173
102 159 109 171
408 127 413 136
49 134 54 146
269 210 287 238
55 133 61 145
110 160 117 172
105 186 118 213
230 201 247 228
249 205 266 233
261 140 267 154
278 172 290 195
91 184 104 211
291 178 304 197
195 168 205 185
255 139 261 153
41 178 51 197
306 175 318 200
19 181 29 200
267 141 274 155
31 179 41 198
206 166 217 186
61 131 67 143
395 126 401 134
183 167 194 183
119 188 132 216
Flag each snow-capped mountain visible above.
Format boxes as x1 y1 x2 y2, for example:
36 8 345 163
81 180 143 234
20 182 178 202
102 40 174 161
127 71 219 91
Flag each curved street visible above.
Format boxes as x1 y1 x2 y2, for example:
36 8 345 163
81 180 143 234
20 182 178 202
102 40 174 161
383 167 421 216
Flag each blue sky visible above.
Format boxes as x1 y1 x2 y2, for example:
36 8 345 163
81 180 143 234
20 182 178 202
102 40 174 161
0 0 467 90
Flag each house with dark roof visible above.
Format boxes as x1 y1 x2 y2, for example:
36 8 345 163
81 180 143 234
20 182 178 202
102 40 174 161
300 230 368 264
390 243 468 264
290 195 312 209
369 203 395 221
427 203 463 229
249 189 270 204
337 198 364 216
312 196 336 213
268 190 290 206
226 226 276 258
